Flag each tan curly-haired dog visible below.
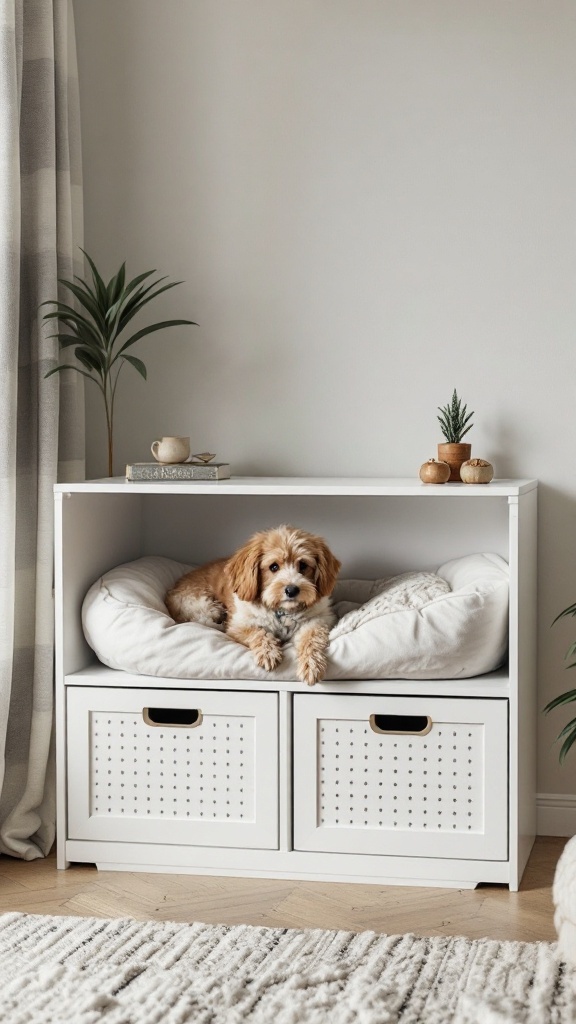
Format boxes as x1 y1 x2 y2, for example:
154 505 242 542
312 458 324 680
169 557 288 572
165 524 341 685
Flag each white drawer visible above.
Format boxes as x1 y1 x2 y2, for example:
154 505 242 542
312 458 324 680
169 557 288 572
293 693 508 861
67 687 279 850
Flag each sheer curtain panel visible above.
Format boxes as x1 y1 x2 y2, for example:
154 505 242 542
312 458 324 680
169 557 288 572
0 0 84 859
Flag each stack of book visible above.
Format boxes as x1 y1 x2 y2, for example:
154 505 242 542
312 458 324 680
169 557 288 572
126 462 231 481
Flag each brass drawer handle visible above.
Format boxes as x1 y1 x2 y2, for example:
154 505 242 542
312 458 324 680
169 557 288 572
369 713 432 736
143 707 203 728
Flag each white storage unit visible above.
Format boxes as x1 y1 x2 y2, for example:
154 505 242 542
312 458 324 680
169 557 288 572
54 476 537 890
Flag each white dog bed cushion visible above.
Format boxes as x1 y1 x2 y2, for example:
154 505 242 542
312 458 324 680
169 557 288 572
81 552 509 681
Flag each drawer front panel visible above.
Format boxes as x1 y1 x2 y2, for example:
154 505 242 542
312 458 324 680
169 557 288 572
293 694 508 860
89 708 255 823
67 687 278 849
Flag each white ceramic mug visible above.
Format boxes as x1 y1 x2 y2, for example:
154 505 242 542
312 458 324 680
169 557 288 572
150 436 190 464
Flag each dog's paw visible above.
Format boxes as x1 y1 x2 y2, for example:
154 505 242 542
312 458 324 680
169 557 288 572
296 625 330 686
297 655 327 687
252 632 283 672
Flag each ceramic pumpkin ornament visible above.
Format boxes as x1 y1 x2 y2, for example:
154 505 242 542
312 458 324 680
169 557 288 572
419 459 451 484
460 459 494 484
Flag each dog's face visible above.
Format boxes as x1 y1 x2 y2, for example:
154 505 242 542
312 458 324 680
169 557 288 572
225 525 341 610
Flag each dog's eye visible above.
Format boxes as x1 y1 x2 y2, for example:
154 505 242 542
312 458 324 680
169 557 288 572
269 562 280 573
298 561 308 574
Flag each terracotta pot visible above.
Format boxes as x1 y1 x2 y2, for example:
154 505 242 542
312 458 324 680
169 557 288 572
437 442 471 482
419 458 451 484
460 458 494 484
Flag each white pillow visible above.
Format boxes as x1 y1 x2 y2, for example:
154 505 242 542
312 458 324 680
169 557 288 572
82 552 509 681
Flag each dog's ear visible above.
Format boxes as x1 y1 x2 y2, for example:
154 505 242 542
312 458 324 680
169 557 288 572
225 534 263 602
314 541 341 598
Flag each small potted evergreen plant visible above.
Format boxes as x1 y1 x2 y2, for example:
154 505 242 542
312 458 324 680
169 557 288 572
437 389 474 481
544 601 576 763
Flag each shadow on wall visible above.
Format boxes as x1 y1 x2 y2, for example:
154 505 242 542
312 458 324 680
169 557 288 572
483 415 525 479
538 484 576 597
537 482 576 697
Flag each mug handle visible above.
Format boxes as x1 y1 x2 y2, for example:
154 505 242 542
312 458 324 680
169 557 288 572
151 440 160 459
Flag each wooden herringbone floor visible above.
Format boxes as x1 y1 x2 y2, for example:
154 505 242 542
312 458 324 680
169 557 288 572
0 837 566 943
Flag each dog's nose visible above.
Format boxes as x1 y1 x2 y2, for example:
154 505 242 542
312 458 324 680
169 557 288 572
284 585 300 599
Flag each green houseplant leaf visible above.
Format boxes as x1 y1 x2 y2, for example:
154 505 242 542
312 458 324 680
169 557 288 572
544 602 576 762
43 250 197 475
121 354 147 379
437 389 474 444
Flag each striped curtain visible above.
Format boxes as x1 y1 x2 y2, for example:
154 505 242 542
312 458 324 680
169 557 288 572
0 0 84 859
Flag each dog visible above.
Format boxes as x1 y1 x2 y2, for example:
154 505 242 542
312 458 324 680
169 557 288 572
165 525 341 685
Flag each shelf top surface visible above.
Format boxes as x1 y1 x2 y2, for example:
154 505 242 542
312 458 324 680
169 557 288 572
65 663 511 697
54 475 538 497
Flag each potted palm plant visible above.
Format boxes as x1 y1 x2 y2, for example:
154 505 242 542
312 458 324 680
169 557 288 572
43 250 196 476
437 389 474 481
544 601 576 762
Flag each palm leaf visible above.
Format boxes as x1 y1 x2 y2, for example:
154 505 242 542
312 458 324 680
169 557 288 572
112 278 166 334
80 249 108 308
58 278 107 332
42 304 104 348
75 348 103 376
559 727 576 764
564 642 576 662
543 689 576 713
553 602 576 624
112 270 161 326
50 328 104 357
44 364 104 389
107 262 126 306
128 280 184 312
113 319 196 359
47 334 81 349
105 294 127 330
56 339 105 369
123 268 157 297
122 354 147 379
69 276 110 323
47 329 99 348
556 715 576 740
116 282 196 337
110 280 181 341
116 277 171 332
74 347 105 376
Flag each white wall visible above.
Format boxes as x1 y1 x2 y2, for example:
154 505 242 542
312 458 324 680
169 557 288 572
73 0 576 802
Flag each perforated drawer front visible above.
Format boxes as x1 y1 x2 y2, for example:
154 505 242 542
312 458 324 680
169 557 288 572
293 694 508 861
67 687 279 849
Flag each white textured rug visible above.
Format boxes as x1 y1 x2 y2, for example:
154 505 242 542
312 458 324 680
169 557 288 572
0 912 574 1024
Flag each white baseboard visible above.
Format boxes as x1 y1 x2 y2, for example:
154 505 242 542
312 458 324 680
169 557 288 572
537 794 576 837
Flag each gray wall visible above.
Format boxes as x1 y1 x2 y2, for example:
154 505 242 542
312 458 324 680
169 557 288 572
73 0 576 800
